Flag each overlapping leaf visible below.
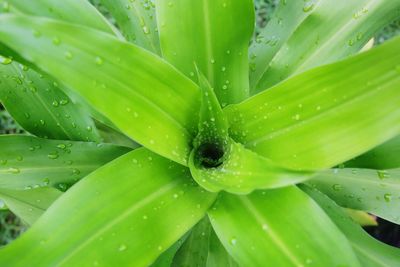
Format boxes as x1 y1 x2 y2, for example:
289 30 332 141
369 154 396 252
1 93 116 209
250 0 400 92
156 0 254 105
0 14 201 165
308 168 400 224
226 37 400 170
0 148 217 266
99 0 160 53
303 185 400 267
208 187 360 266
0 135 130 190
0 62 101 141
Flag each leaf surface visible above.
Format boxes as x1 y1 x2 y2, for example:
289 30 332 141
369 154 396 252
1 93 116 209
99 0 160 53
0 135 130 190
226 37 400 170
0 148 217 266
0 61 101 141
250 0 400 92
0 187 62 225
0 14 201 165
156 0 254 105
308 168 400 224
208 187 360 266
303 185 400 267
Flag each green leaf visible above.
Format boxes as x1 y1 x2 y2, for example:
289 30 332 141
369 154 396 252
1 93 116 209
172 216 237 267
94 119 140 149
208 187 360 266
151 235 188 267
189 139 312 194
99 0 160 54
0 187 62 225
250 0 400 92
346 135 400 169
0 0 116 35
303 185 400 267
0 61 101 142
156 0 254 105
308 168 400 224
0 14 201 165
0 135 130 190
343 208 377 227
0 148 216 266
226 37 400 170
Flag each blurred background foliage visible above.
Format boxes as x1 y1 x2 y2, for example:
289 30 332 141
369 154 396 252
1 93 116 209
1 0 400 248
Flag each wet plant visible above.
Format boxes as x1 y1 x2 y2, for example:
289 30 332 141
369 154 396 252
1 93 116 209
0 0 400 266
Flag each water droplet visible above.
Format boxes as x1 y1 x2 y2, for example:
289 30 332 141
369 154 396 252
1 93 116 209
47 152 59 159
7 167 20 174
0 56 12 65
229 238 237 246
43 178 50 186
0 159 7 165
52 100 59 107
118 244 127 251
377 170 389 180
52 37 61 45
95 56 103 65
59 99 69 105
16 156 23 161
348 39 355 46
33 30 41 38
303 2 315 12
332 184 342 191
262 224 268 231
384 193 392 202
65 51 73 60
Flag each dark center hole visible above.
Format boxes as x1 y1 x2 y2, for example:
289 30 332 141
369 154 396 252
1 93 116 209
196 142 224 168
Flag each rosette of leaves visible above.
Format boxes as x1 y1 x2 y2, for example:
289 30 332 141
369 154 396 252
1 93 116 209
0 0 400 266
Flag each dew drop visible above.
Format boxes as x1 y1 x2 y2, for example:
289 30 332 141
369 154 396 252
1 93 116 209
332 184 342 191
384 193 392 203
0 56 12 65
118 244 127 251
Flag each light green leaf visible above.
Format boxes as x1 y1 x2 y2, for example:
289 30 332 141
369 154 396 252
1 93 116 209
0 148 216 267
172 216 237 267
303 185 400 267
226 37 400 170
156 0 254 105
0 14 201 165
346 135 400 169
308 168 400 224
0 135 130 190
0 187 62 225
190 138 312 194
208 187 360 266
0 61 101 142
251 0 400 92
0 0 116 35
99 0 160 54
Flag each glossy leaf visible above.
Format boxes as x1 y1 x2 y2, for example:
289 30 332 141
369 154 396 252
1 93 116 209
208 187 360 266
308 168 400 224
0 0 116 35
346 135 400 169
151 235 188 267
172 216 237 267
190 139 312 194
226 37 400 170
99 0 160 54
303 185 400 267
156 0 254 105
0 61 101 141
250 0 400 92
0 148 217 266
0 14 201 165
0 187 62 225
0 135 130 190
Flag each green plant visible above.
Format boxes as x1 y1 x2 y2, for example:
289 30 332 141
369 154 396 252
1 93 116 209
0 0 399 266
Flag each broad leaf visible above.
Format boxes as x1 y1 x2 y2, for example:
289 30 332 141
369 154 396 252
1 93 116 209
0 14 201 165
172 216 237 267
0 61 101 141
208 187 360 266
99 0 160 54
0 0 116 35
303 185 400 267
226 37 400 170
0 135 130 190
0 148 217 266
151 235 188 267
308 168 400 224
156 0 254 105
0 187 62 225
250 0 400 92
346 135 400 169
